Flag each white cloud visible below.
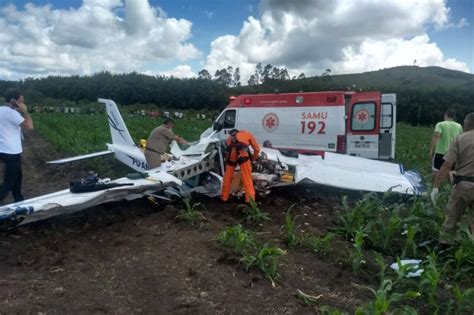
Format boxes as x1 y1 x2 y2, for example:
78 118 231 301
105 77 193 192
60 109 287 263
456 17 469 28
0 0 200 80
204 0 470 84
444 17 470 29
158 65 196 78
333 35 469 74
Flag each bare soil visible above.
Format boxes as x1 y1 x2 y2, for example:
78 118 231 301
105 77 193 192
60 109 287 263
0 131 375 313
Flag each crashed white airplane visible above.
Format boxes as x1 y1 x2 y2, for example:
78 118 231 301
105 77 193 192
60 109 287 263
0 99 425 226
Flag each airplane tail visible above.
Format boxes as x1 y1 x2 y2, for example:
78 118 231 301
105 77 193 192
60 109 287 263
98 98 135 147
49 98 148 172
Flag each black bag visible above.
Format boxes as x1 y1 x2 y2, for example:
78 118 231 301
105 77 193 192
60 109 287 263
69 174 133 193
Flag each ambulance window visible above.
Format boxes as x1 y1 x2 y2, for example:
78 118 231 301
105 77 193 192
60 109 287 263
222 110 236 128
380 103 393 129
351 103 376 131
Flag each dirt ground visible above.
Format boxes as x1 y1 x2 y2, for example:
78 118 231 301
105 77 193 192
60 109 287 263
0 131 375 313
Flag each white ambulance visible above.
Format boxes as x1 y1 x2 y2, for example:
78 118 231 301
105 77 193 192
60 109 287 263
207 91 397 160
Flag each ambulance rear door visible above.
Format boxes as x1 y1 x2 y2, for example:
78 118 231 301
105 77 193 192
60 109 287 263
346 92 381 159
378 94 396 160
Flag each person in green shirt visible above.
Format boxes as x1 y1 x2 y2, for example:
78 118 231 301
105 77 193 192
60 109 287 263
429 110 463 176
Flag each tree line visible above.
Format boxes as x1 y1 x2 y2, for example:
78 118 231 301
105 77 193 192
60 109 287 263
1 65 473 125
200 62 306 87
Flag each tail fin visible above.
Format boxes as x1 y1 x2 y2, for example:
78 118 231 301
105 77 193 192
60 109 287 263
99 98 135 147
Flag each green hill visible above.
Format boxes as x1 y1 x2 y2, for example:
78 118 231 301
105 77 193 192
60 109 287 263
325 66 474 90
236 66 474 93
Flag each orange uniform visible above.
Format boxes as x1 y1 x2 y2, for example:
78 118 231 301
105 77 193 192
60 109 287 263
221 130 260 202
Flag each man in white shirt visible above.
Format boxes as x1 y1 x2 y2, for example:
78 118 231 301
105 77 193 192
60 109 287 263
0 89 34 203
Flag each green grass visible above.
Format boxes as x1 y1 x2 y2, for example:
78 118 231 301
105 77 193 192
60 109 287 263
395 123 433 175
31 112 211 156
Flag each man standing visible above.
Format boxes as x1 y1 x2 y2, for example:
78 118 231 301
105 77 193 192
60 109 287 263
432 112 474 245
429 110 463 175
221 129 260 203
0 89 34 203
145 118 189 169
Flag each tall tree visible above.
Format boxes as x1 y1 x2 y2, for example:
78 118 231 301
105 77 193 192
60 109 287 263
233 67 241 87
255 62 263 84
322 68 331 77
261 64 273 83
198 69 212 80
226 66 235 87
279 68 290 80
214 67 234 87
248 74 258 86
271 67 281 80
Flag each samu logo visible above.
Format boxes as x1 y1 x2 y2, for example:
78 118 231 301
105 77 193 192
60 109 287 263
128 156 148 170
262 113 279 132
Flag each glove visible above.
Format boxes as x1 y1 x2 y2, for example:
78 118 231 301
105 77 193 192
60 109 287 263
431 188 439 204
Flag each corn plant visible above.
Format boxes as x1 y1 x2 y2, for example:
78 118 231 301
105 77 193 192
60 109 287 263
240 243 286 287
450 247 473 282
237 198 271 223
282 204 300 248
218 225 285 286
447 285 474 314
357 252 420 314
338 195 374 239
351 229 365 272
374 253 387 285
355 279 419 315
381 210 402 252
303 233 334 258
455 223 474 265
176 197 206 225
419 252 442 313
217 224 256 254
402 224 419 258
403 197 443 242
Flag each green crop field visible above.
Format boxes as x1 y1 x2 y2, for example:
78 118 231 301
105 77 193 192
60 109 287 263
395 123 433 175
32 113 434 174
29 113 474 314
32 113 211 156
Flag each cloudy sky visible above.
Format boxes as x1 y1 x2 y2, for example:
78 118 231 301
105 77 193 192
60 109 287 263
0 0 472 82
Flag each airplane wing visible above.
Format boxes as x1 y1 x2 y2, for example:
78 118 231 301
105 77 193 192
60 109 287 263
48 150 114 164
0 172 182 225
261 149 426 195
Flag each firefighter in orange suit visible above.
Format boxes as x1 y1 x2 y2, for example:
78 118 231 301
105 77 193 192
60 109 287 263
221 129 260 202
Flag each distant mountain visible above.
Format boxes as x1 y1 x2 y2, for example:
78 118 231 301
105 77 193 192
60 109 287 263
236 66 474 94
325 66 474 91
